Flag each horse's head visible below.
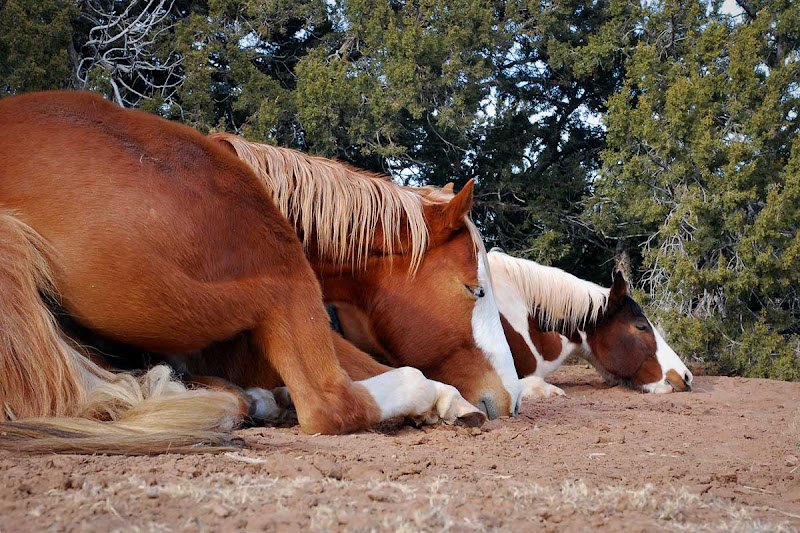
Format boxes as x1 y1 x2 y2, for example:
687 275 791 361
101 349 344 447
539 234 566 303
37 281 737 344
323 181 521 419
584 272 693 393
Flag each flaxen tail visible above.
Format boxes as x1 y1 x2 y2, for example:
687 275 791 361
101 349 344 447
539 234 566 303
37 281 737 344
0 211 243 454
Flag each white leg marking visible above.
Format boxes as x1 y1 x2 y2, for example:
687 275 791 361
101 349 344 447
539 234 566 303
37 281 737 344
245 388 281 420
520 376 566 399
359 367 485 425
472 254 522 412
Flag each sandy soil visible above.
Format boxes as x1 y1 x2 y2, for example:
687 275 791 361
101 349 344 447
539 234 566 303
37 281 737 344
0 366 798 532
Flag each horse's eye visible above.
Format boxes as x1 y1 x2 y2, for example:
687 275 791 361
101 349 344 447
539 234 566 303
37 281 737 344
636 324 648 331
465 284 485 298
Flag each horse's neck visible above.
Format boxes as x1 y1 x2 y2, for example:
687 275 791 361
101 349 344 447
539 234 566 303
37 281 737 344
528 311 590 377
488 252 609 331
494 276 597 379
216 134 429 274
315 264 364 302
496 302 585 380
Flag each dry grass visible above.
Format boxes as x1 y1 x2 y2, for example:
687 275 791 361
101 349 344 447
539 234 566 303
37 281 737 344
508 479 699 520
25 472 796 532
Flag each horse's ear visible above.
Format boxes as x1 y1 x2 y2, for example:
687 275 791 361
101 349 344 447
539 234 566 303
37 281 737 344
608 271 628 309
441 182 455 195
442 179 474 228
209 133 238 157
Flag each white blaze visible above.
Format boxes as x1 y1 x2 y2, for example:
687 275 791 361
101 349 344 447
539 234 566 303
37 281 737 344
471 254 523 413
641 320 692 393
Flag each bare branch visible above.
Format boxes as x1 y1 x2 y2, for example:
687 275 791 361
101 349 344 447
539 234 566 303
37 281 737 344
735 0 757 20
77 0 181 109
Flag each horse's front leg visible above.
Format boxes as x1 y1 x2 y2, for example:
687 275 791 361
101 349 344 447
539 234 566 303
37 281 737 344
248 272 484 434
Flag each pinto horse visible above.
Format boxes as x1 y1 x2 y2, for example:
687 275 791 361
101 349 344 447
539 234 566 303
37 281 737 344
487 249 693 397
180 134 522 420
0 91 490 454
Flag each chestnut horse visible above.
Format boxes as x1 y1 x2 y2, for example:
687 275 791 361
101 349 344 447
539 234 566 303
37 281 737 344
487 249 693 397
183 134 522 420
0 91 488 454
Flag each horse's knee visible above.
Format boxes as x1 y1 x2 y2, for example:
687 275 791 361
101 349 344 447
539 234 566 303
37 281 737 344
295 381 381 435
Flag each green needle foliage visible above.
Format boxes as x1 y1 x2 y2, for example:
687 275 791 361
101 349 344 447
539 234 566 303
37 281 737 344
594 0 800 379
0 0 76 93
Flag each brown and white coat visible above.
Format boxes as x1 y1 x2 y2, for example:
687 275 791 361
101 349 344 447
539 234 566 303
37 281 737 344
488 250 693 398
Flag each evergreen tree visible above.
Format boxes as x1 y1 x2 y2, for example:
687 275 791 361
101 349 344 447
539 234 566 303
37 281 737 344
171 0 331 138
594 0 800 379
0 0 77 94
286 1 640 280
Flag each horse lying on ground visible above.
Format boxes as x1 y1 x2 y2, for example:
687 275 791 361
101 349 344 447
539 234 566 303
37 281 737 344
192 134 522 420
487 249 693 397
0 91 495 454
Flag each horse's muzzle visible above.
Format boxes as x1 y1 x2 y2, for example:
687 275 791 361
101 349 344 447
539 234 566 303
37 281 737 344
666 369 693 392
476 395 499 419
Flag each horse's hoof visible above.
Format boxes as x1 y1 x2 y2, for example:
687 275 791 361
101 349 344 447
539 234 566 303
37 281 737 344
455 411 487 428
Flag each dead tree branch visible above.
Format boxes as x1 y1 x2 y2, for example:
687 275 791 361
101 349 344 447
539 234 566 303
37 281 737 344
77 0 181 108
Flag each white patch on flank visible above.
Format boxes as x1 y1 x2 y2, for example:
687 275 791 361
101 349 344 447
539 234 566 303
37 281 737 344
471 254 523 413
358 367 482 423
640 320 692 394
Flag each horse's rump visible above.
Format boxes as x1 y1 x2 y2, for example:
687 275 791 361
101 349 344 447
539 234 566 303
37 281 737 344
0 91 307 452
0 91 301 352
0 210 243 454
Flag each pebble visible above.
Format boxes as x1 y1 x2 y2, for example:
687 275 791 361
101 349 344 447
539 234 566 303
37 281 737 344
212 504 231 518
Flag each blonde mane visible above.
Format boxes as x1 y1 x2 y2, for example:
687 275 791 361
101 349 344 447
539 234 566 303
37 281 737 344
488 249 609 331
212 133 430 273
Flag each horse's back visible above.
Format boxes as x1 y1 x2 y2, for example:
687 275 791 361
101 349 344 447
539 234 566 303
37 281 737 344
0 91 306 351
0 91 262 216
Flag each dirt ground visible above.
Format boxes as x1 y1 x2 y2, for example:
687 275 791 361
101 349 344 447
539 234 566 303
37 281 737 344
0 366 798 533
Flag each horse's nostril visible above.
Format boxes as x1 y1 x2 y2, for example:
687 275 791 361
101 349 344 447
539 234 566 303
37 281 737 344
477 396 499 420
665 368 692 392
683 371 693 391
